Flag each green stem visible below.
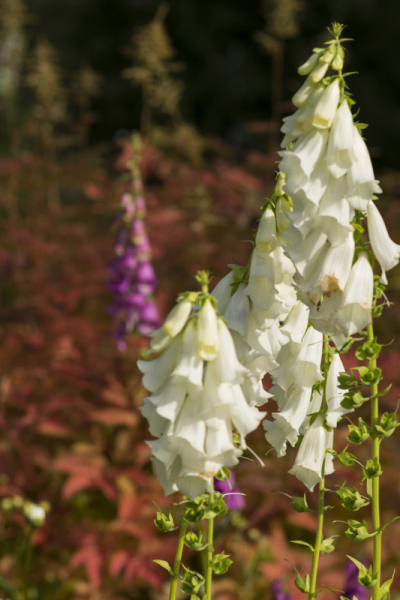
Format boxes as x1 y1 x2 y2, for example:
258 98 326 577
168 516 187 600
368 323 381 599
205 491 215 600
309 335 330 600
22 528 33 600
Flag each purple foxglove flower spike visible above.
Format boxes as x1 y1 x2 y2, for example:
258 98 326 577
107 134 160 348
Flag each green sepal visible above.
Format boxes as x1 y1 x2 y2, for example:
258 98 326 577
210 552 233 575
153 560 175 576
203 492 228 519
380 570 395 600
154 511 176 532
352 366 382 387
372 304 384 318
347 556 378 588
215 467 231 481
373 275 386 299
348 418 370 445
375 411 400 439
336 485 369 511
355 339 382 361
328 446 357 466
341 390 366 410
183 496 207 523
290 494 312 513
320 537 335 554
361 457 382 483
181 566 205 595
184 531 210 552
294 573 310 594
338 337 357 353
177 291 200 304
345 520 377 542
290 540 314 553
338 371 358 390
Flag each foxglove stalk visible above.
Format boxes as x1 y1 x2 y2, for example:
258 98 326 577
140 274 265 499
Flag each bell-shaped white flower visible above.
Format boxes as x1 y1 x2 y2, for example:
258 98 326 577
246 251 275 310
312 79 341 129
308 293 347 350
299 389 323 434
149 327 173 352
324 429 335 475
298 52 320 76
196 298 219 360
280 301 310 344
268 386 313 447
308 61 330 83
292 326 323 388
326 100 355 178
224 283 250 337
332 252 373 336
263 420 288 457
171 320 203 397
280 129 329 178
211 270 235 314
367 200 400 284
325 354 353 428
256 206 277 255
162 299 193 337
313 231 354 295
138 337 181 393
292 78 317 107
276 197 291 232
215 319 248 384
347 126 382 203
312 177 353 246
288 415 326 491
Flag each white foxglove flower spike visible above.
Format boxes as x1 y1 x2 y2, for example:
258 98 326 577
256 205 277 255
312 78 341 129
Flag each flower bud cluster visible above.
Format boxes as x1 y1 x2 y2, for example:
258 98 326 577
139 275 265 499
277 37 396 348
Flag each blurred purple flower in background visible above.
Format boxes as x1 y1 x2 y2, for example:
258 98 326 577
214 468 245 510
107 136 160 350
270 580 292 600
343 559 368 600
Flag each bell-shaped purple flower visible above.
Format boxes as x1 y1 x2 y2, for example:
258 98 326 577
214 468 245 510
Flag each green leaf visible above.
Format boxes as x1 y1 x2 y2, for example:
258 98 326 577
290 540 314 552
153 560 175 576
380 570 395 600
381 516 400 533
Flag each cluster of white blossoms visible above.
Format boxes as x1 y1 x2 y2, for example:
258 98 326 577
278 33 400 349
139 275 265 500
211 173 298 410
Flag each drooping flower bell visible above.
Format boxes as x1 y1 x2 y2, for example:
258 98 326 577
140 272 265 499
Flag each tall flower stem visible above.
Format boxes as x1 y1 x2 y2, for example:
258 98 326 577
205 491 215 600
22 527 33 600
168 516 188 600
309 334 330 600
368 323 381 600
